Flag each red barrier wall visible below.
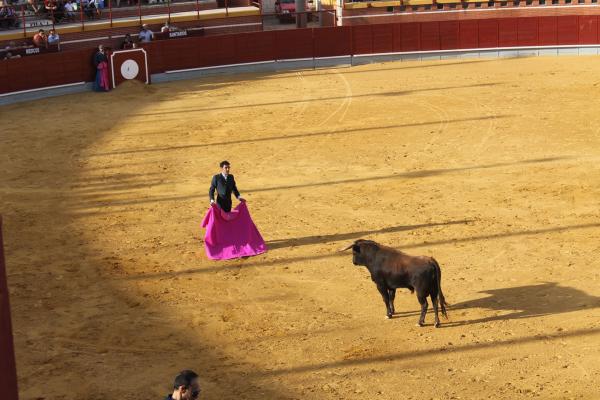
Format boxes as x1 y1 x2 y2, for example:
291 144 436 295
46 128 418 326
4 15 600 95
0 217 19 400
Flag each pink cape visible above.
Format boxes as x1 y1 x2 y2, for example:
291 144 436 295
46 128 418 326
201 201 267 260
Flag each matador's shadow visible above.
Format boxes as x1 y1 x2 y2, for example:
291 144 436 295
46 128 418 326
440 282 600 327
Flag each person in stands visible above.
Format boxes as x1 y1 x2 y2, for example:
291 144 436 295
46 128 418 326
161 20 180 33
138 23 153 43
63 0 75 20
32 29 48 48
121 33 135 49
47 28 60 47
165 370 201 400
0 2 18 29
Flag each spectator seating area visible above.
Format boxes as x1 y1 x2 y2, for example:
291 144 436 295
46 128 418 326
0 0 261 54
343 0 599 10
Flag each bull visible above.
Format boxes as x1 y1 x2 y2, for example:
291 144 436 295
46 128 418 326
341 239 448 327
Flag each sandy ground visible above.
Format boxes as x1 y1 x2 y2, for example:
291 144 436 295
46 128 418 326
1 56 600 400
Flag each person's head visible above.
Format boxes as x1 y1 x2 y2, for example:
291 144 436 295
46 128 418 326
5 52 13 58
49 29 55 35
141 24 148 31
172 370 200 400
164 20 170 27
38 29 45 35
125 33 131 39
219 161 230 175
98 44 104 53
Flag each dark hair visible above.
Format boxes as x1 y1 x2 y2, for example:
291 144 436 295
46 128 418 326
219 161 230 168
173 370 198 389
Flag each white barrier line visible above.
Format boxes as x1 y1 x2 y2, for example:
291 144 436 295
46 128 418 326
201 22 262 29
0 81 86 97
314 55 352 59
342 3 600 18
352 44 600 57
276 57 315 62
166 60 276 73
62 36 110 44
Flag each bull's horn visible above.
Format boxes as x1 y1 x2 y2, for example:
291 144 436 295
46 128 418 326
338 244 354 252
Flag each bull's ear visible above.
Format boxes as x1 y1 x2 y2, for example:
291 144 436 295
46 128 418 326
352 244 360 253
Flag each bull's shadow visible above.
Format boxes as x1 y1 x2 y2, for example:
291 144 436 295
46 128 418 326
440 282 600 327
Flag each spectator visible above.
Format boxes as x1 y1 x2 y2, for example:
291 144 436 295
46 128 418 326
138 23 153 43
3 51 21 60
0 2 18 29
165 370 201 400
121 33 134 49
27 0 42 14
32 29 48 48
48 28 60 47
84 0 99 19
63 0 75 20
161 20 180 33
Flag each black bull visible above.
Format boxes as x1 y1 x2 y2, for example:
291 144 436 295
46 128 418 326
341 239 448 327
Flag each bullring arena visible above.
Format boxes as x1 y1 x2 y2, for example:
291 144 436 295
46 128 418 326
2 2 600 400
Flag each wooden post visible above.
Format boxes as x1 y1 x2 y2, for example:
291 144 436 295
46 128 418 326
80 1 84 31
109 0 113 27
0 217 19 400
21 5 26 39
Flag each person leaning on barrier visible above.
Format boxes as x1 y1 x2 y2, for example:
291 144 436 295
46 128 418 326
47 28 60 48
33 29 48 48
139 23 154 43
161 20 180 33
121 33 135 49
165 370 201 400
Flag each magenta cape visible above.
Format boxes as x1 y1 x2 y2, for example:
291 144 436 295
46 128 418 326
201 201 267 260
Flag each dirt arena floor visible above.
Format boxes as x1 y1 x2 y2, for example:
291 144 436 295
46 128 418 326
2 56 600 400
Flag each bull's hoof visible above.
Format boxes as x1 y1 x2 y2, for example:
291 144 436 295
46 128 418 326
416 322 424 327
434 322 441 328
386 314 393 319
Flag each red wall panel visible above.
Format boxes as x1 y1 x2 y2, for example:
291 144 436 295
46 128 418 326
313 26 352 57
459 20 479 49
478 19 499 48
578 15 598 44
538 16 558 46
371 23 394 54
234 31 277 63
398 22 421 51
499 18 519 47
518 17 539 46
0 217 19 400
274 29 314 60
557 15 579 45
352 24 374 54
158 38 203 72
420 21 441 51
439 21 460 50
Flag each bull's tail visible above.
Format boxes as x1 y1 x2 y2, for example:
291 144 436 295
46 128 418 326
432 258 449 319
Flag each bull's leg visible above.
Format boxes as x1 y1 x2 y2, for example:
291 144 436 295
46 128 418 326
417 295 428 327
388 289 396 315
431 294 441 328
376 284 393 319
